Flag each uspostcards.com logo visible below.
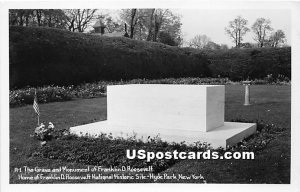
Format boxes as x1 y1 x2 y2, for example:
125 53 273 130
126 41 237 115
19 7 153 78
126 149 255 162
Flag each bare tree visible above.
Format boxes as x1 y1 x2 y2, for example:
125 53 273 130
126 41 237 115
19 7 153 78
152 9 166 41
65 9 97 32
118 9 182 45
9 9 33 26
251 18 273 47
42 9 67 28
119 9 150 40
268 29 286 47
225 16 250 48
129 9 138 38
35 10 43 26
146 9 155 41
144 9 181 43
188 35 211 49
120 9 141 38
149 9 175 42
104 15 123 33
9 9 67 28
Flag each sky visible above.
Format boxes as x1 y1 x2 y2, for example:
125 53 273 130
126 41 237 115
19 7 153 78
103 9 291 48
172 9 291 47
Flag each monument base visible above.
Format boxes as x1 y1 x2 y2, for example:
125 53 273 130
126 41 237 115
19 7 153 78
69 121 256 148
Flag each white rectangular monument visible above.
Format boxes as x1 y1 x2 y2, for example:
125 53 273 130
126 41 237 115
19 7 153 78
70 84 256 148
107 85 224 132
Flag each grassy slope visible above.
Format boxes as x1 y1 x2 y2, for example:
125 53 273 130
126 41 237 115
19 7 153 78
9 85 291 183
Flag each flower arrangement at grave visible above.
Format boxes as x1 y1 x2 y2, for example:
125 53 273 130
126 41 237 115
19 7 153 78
34 122 55 141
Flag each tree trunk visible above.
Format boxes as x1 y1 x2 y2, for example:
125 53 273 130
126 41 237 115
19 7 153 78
48 16 52 27
146 9 155 41
130 9 137 39
25 16 29 26
36 10 42 26
238 29 241 48
235 33 238 47
153 22 159 42
153 14 162 42
19 12 24 26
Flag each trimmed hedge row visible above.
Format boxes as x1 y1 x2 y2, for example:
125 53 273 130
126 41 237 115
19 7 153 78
9 26 291 88
9 26 210 88
205 47 291 81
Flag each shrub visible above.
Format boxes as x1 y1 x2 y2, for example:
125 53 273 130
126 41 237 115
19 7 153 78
70 82 106 98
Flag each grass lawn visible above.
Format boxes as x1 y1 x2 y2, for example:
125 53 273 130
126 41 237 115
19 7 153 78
9 85 291 183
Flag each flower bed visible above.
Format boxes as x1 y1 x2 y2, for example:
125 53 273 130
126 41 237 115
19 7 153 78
10 77 290 108
10 86 73 107
9 78 231 107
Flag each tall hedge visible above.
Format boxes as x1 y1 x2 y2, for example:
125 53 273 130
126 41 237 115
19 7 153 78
9 26 210 88
204 47 291 81
9 26 291 88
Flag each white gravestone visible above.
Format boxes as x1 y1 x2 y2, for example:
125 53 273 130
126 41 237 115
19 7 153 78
70 84 256 148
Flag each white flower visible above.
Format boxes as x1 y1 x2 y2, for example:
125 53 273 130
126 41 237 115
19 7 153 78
48 122 54 129
41 141 47 146
63 130 69 136
35 123 45 133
